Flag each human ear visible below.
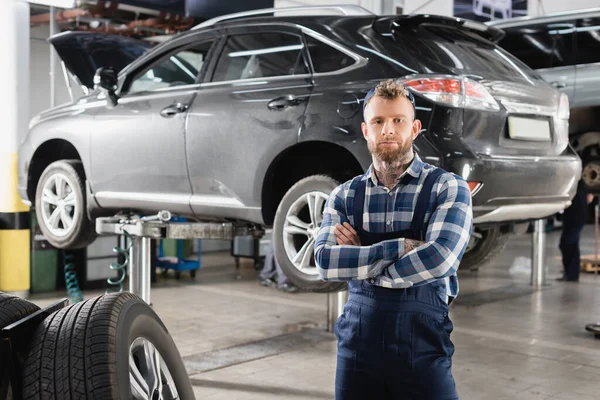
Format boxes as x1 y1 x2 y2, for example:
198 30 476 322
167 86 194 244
412 119 422 140
361 121 368 140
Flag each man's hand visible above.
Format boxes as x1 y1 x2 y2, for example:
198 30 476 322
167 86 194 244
404 239 425 255
334 222 361 246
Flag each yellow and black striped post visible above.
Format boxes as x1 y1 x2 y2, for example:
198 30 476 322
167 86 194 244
0 152 30 294
0 1 31 295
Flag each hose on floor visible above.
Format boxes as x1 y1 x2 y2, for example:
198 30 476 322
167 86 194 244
63 251 83 304
106 230 132 293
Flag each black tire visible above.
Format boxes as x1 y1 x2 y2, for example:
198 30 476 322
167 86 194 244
0 293 41 400
22 292 194 400
581 156 600 194
273 175 347 293
34 160 97 250
460 227 510 271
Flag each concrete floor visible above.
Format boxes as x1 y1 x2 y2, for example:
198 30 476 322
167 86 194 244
28 225 600 399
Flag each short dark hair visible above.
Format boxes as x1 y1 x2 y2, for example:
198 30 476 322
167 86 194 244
363 79 416 117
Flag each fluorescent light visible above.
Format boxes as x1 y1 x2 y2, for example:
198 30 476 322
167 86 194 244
27 1 77 8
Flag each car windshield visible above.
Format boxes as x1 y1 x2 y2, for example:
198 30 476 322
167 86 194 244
389 25 543 82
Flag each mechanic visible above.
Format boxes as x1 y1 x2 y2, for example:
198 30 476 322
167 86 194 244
558 178 595 282
314 79 473 399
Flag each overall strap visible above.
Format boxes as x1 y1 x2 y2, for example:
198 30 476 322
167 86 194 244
352 178 367 230
410 168 445 239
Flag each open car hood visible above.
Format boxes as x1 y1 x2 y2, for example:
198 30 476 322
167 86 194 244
48 31 152 91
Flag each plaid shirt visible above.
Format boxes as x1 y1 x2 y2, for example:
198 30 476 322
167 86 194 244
314 154 473 300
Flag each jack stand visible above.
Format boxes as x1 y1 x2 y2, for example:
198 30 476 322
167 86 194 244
96 211 264 304
531 219 547 287
129 236 152 305
327 289 348 333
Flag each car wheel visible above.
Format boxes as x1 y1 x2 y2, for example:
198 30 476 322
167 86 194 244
460 227 510 271
34 160 97 249
273 175 347 293
581 156 600 194
22 292 194 400
0 293 41 400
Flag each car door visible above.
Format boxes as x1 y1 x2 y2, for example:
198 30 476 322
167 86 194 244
573 17 600 108
185 26 313 223
498 21 576 103
89 34 219 215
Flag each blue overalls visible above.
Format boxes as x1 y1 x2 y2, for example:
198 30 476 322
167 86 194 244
334 168 458 400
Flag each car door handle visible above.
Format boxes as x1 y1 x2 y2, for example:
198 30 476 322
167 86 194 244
550 81 567 89
160 103 188 118
267 95 305 110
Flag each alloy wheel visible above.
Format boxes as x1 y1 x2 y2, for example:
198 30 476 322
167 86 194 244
40 172 79 237
130 337 179 400
282 191 329 275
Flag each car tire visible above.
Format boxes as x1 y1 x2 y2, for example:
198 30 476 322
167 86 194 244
34 160 97 249
273 175 347 293
460 227 510 271
581 156 600 194
0 293 41 400
22 292 194 400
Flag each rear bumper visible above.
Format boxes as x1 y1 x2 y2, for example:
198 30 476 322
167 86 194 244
473 200 571 224
446 152 582 225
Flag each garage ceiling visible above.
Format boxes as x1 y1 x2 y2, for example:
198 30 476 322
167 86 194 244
30 0 194 39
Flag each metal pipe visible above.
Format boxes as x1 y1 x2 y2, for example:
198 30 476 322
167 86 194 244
531 219 547 287
49 6 56 107
139 237 152 305
327 289 348 332
129 236 141 298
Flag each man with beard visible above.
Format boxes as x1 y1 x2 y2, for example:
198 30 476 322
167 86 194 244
314 79 473 400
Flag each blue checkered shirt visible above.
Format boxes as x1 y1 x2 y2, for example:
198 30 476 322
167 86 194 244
314 154 473 300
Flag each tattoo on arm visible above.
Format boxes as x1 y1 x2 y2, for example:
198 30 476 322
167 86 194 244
404 239 425 255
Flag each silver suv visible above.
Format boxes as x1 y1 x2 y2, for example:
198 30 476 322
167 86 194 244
490 8 600 193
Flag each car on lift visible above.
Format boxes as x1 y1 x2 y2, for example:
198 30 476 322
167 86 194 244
489 8 600 194
18 6 581 292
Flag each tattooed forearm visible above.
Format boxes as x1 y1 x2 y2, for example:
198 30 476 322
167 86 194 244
404 239 425 255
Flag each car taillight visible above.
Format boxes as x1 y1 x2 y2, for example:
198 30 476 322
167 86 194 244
467 181 483 196
555 92 570 152
402 75 500 112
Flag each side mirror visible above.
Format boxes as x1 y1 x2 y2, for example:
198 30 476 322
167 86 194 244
93 67 119 107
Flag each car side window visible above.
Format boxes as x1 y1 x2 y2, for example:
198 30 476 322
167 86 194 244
211 32 308 82
304 35 355 73
576 17 600 65
498 22 575 69
127 40 214 93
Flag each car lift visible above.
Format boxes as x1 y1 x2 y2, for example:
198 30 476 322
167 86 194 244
94 211 264 305
95 211 348 333
94 212 556 332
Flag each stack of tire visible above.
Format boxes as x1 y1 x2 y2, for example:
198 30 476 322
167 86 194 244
0 292 194 399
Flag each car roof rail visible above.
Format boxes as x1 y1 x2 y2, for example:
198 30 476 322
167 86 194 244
375 14 505 43
191 5 375 30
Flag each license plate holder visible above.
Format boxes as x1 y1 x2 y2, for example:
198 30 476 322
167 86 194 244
507 116 552 141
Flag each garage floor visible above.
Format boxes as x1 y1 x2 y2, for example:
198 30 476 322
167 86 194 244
29 225 600 400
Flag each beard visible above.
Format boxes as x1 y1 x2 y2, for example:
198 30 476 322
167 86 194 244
368 138 414 163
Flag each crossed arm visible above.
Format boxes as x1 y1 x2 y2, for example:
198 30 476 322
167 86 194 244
313 176 473 287
335 221 424 255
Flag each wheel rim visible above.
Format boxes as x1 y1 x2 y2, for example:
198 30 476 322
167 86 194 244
465 229 484 253
583 162 600 188
283 190 329 276
40 172 79 237
129 337 179 400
